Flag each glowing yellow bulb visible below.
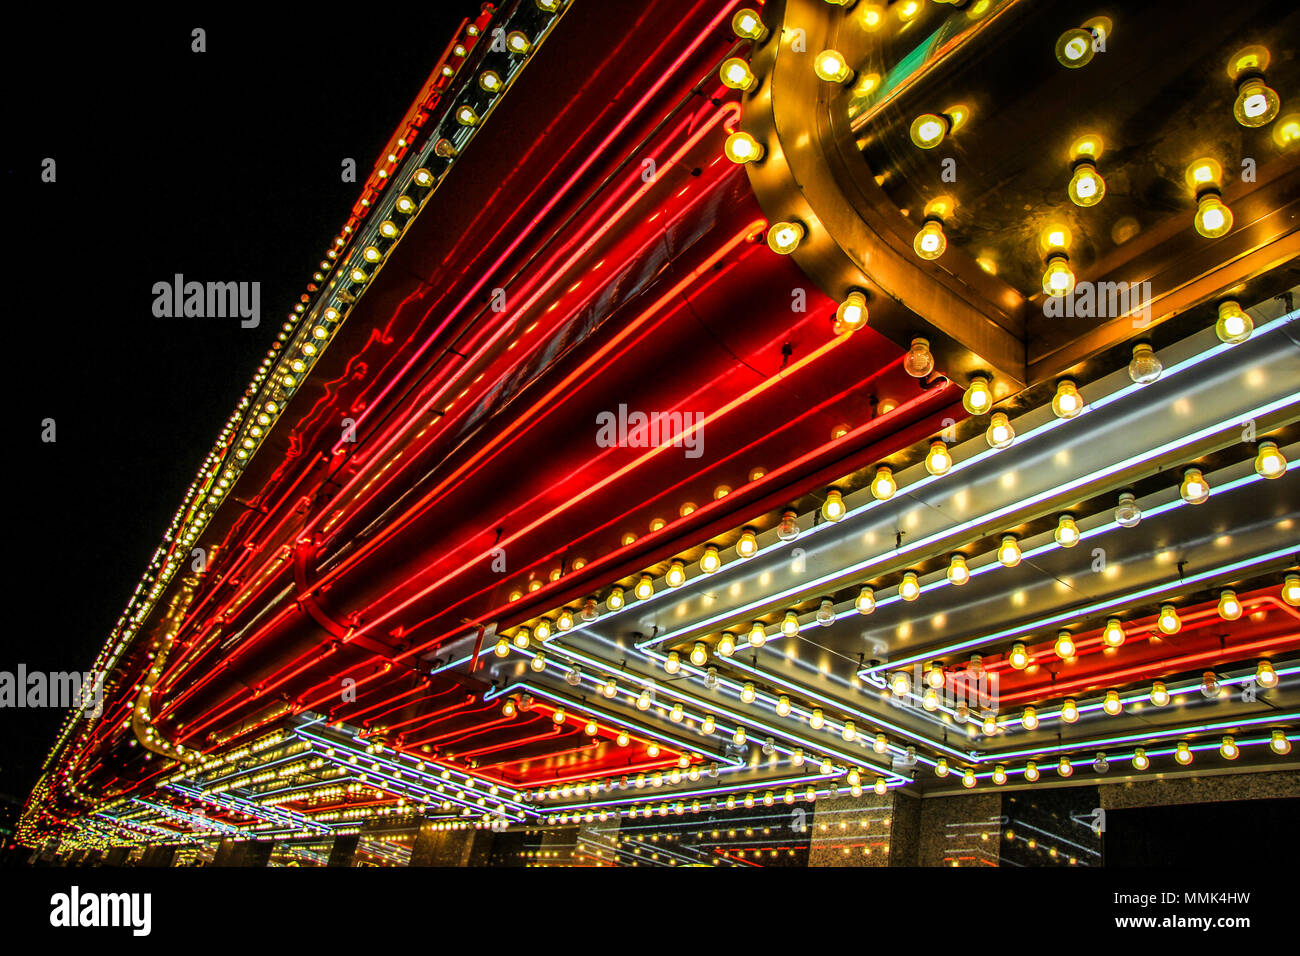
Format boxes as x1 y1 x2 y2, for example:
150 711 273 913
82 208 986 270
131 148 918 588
1254 441 1286 478
748 621 767 647
909 113 948 149
997 534 1021 568
690 642 708 667
809 708 824 730
1103 690 1122 716
814 49 853 84
1040 224 1071 254
1234 78 1280 128
493 637 510 657
925 440 952 475
914 220 947 259
821 489 847 521
934 758 949 777
1021 706 1038 730
664 651 681 675
899 571 921 602
1180 467 1209 504
1215 300 1253 344
737 528 759 558
1132 748 1149 770
890 671 911 697
1008 643 1029 670
1055 514 1080 548
1282 574 1300 607
947 554 970 586
1194 194 1233 238
1274 113 1300 148
986 412 1014 449
632 575 654 601
776 694 791 716
740 681 756 703
1055 28 1095 68
1061 698 1079 723
1024 760 1040 782
1068 162 1105 206
962 375 992 415
1042 255 1076 296
1054 630 1076 659
730 8 768 41
870 466 896 500
716 632 735 657
1158 604 1182 635
1150 681 1170 707
720 57 758 92
1102 618 1125 648
781 610 800 636
666 561 686 588
606 587 625 611
835 291 868 332
1051 379 1083 419
1217 589 1241 621
512 627 531 649
767 220 805 254
1174 742 1193 765
855 586 875 614
1057 756 1073 777
723 130 764 165
1270 730 1292 755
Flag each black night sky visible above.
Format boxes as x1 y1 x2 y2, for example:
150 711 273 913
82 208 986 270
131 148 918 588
4 4 485 807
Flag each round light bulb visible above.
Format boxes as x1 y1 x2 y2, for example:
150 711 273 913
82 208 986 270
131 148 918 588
925 440 952 475
855 586 876 614
1233 77 1280 127
720 57 757 92
1285 574 1300 607
1115 492 1142 528
1008 643 1029 670
914 220 947 260
781 610 800 636
1158 604 1181 635
1215 300 1253 344
1024 760 1040 782
962 375 993 415
1021 706 1038 730
835 291 868 332
737 528 759 557
1054 630 1076 659
700 546 722 574
947 554 970 586
821 489 846 521
723 130 764 164
690 642 708 667
1174 742 1193 765
1042 255 1076 297
899 571 921 602
1194 194 1233 238
909 113 949 149
1217 589 1242 621
1068 162 1105 206
997 535 1021 568
634 574 654 600
730 8 768 41
1102 618 1125 648
766 220 805 254
664 652 680 675
871 467 896 500
1128 344 1162 384
1254 441 1287 479
904 337 935 377
1051 379 1083 418
1270 730 1292 755
1132 748 1149 771
1055 28 1095 68
1257 660 1278 688
1061 699 1079 723
717 632 736 657
1057 756 1073 777
986 412 1015 448
1150 681 1170 707
814 49 853 84
1055 514 1080 548
1103 690 1122 716
1180 468 1209 504
748 621 767 647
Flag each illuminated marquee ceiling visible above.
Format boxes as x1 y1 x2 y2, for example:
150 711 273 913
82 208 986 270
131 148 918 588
23 0 1300 851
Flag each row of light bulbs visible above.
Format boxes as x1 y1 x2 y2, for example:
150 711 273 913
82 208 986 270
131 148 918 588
939 731 1292 790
